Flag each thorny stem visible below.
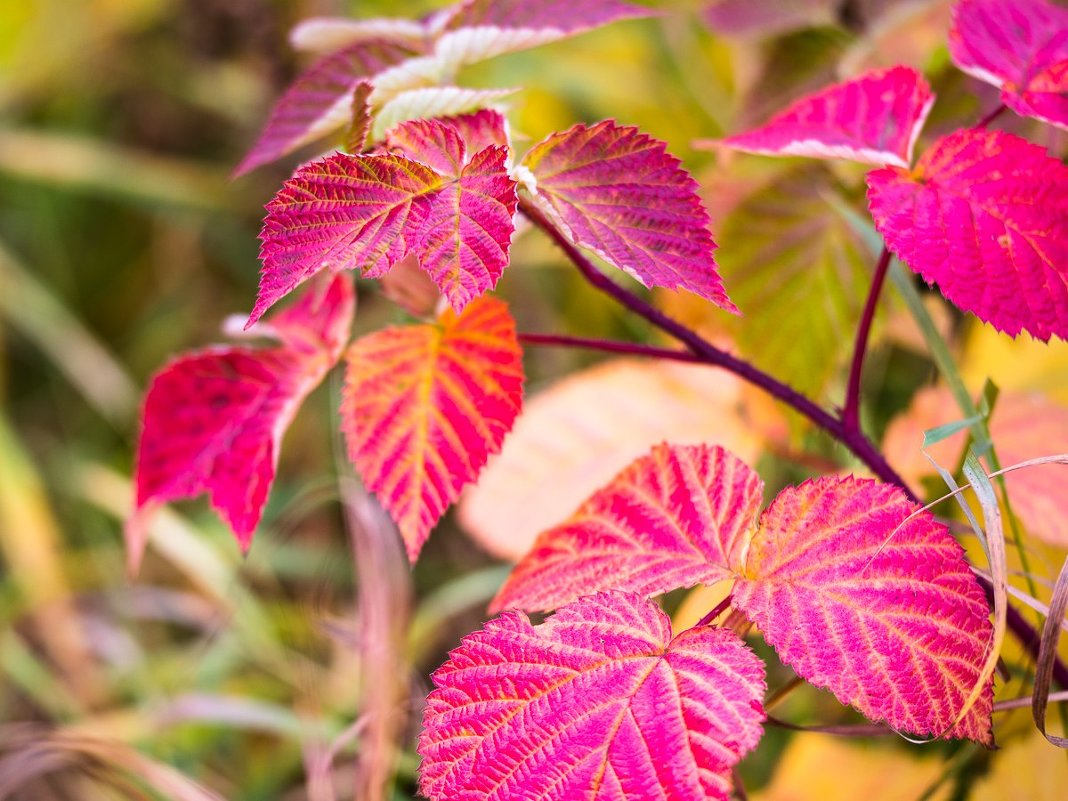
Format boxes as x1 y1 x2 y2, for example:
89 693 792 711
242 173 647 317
842 246 892 431
520 197 1068 689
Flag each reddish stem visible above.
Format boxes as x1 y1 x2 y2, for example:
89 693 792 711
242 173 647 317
518 332 702 364
976 103 1008 129
520 197 1068 689
695 595 734 628
842 246 892 431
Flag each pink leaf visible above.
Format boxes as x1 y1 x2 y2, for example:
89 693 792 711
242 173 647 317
254 114 518 322
948 0 1068 130
702 0 839 39
341 296 523 561
492 444 763 613
732 476 994 744
721 66 935 167
233 39 415 177
128 276 354 567
419 591 766 801
523 121 736 311
444 0 651 36
867 128 1068 341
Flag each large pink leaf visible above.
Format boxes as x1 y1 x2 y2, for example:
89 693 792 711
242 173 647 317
127 276 354 566
522 121 736 311
233 40 415 177
492 444 763 613
732 476 994 744
867 128 1068 341
721 66 934 168
253 114 518 323
948 0 1068 130
419 591 766 801
341 296 523 561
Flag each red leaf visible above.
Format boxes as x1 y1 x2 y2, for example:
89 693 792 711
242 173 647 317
128 276 355 567
523 120 736 311
721 66 934 167
341 296 523 561
492 444 763 613
732 476 994 744
419 591 766 801
233 40 415 177
949 0 1068 130
867 128 1068 341
254 114 518 323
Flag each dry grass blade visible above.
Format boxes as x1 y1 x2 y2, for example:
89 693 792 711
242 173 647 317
1032 555 1068 748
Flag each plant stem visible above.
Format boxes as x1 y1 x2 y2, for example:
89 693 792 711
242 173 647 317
520 197 1068 689
842 246 891 431
975 103 1007 129
517 332 703 364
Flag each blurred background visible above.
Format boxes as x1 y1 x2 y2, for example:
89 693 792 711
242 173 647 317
2 0 1067 798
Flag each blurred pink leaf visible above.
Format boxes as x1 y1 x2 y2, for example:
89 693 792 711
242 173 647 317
492 444 763 613
721 66 935 168
419 591 766 801
253 114 518 323
867 128 1068 341
523 120 736 311
233 40 416 177
341 296 523 561
444 0 651 32
948 0 1068 130
128 276 354 567
733 476 994 744
702 0 838 39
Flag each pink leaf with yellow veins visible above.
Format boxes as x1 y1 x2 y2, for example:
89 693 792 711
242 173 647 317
721 66 934 168
492 444 764 613
341 296 523 562
127 276 354 569
949 0 1068 130
867 128 1068 341
523 121 736 311
253 114 518 323
233 39 415 177
419 591 766 801
732 476 994 744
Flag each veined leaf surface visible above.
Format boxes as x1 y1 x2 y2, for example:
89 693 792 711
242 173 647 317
341 296 523 561
233 39 415 177
732 476 994 744
948 0 1068 130
419 591 766 801
722 66 934 167
523 120 736 311
492 444 762 613
867 128 1068 341
254 114 518 323
128 276 354 566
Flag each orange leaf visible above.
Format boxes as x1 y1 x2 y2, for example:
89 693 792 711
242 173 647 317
341 295 523 561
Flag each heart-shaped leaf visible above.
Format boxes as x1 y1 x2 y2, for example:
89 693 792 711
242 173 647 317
721 66 934 167
492 444 763 612
341 295 523 561
233 39 416 177
867 128 1068 341
419 590 767 801
127 276 355 568
948 0 1068 130
732 475 994 744
522 120 736 311
254 113 518 323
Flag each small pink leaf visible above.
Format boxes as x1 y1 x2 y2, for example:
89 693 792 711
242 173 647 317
867 128 1068 341
721 66 934 167
419 591 766 801
732 476 994 744
233 39 415 177
523 120 736 311
254 114 518 322
949 0 1068 130
341 296 523 561
444 0 651 33
128 276 354 566
492 444 763 613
